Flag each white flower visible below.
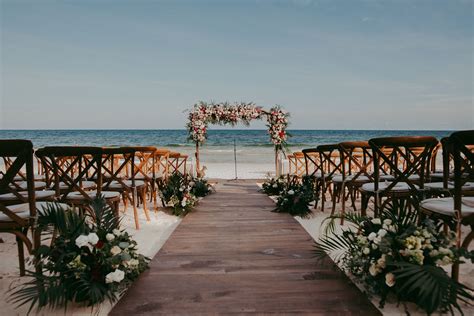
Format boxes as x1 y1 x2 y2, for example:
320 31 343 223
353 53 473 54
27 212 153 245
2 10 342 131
111 245 122 256
383 219 392 225
105 269 125 284
287 190 295 195
368 232 377 241
377 229 387 238
371 218 381 225
106 233 115 242
181 200 187 207
385 273 396 287
113 229 121 236
129 259 139 266
369 264 378 276
272 184 278 188
87 233 99 245
363 247 370 255
75 235 89 249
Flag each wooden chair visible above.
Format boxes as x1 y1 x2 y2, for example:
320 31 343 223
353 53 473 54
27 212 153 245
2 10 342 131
360 136 439 216
35 146 121 217
302 145 342 211
133 147 158 211
420 131 474 281
288 152 306 178
101 147 150 229
337 141 374 220
168 152 188 176
0 140 51 276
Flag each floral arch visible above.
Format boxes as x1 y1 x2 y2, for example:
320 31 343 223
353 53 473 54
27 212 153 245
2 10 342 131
187 101 290 177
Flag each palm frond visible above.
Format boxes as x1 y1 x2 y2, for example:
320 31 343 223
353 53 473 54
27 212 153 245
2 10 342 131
390 261 473 314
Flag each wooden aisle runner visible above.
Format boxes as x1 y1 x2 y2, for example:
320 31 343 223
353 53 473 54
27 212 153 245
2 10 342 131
111 180 380 315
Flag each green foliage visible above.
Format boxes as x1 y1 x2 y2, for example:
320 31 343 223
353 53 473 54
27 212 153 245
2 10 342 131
314 208 473 314
190 177 211 198
8 197 149 313
261 175 286 196
274 175 315 218
158 172 203 216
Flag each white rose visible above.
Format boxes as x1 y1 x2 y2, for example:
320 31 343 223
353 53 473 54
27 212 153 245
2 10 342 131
105 269 125 284
113 229 121 236
363 248 370 255
75 235 90 249
383 219 392 225
371 218 381 225
87 233 99 245
377 229 387 238
369 264 378 276
181 200 187 207
106 233 115 242
129 259 139 266
111 245 122 256
385 273 396 287
272 184 278 188
287 190 295 195
368 232 377 241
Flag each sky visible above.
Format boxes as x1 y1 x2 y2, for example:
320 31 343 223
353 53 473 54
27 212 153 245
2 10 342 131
0 0 472 130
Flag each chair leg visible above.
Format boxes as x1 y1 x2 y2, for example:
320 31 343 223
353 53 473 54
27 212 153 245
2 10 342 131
141 188 151 221
17 237 25 277
132 189 140 230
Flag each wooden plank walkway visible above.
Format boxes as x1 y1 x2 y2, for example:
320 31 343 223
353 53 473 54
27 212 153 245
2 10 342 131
111 180 380 315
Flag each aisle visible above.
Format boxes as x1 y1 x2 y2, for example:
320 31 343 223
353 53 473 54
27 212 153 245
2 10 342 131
111 180 379 315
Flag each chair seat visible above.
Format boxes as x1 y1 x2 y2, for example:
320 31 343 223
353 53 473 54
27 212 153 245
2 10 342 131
0 201 70 222
0 190 56 201
14 174 46 181
361 181 419 193
65 190 120 201
425 182 474 191
332 175 371 183
103 180 146 189
420 197 474 218
10 181 47 190
56 181 96 190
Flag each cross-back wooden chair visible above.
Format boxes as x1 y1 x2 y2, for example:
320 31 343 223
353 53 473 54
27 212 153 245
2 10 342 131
3 156 48 191
101 147 150 229
0 140 46 276
337 141 374 220
288 152 306 178
168 152 188 176
360 136 439 216
420 130 474 281
36 147 121 216
133 147 157 211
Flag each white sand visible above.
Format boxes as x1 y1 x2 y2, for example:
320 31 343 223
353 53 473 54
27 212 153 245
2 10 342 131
0 204 181 316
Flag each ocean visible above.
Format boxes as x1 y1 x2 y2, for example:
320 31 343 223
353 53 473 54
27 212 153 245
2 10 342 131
0 130 452 177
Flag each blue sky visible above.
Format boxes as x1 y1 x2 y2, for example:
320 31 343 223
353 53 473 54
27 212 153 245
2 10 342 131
1 0 472 130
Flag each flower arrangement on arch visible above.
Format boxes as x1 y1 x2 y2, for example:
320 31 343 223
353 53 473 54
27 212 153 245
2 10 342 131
9 198 149 312
186 101 290 148
314 209 473 314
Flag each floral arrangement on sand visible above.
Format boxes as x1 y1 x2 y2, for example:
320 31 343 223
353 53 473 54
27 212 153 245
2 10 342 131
187 101 290 149
158 172 211 216
314 209 473 314
9 198 149 312
262 175 315 218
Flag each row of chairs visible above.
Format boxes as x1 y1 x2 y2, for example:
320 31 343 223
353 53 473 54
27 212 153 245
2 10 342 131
289 131 473 281
0 141 189 275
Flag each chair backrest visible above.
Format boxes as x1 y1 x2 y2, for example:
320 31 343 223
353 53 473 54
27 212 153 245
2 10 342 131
36 146 103 202
449 130 474 214
339 141 374 184
302 148 322 178
168 152 188 175
369 136 439 194
288 152 306 177
101 147 136 190
154 148 170 179
316 144 343 179
132 146 157 182
0 140 36 224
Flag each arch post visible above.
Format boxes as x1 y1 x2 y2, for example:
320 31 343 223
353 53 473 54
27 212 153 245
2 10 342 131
195 143 201 177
